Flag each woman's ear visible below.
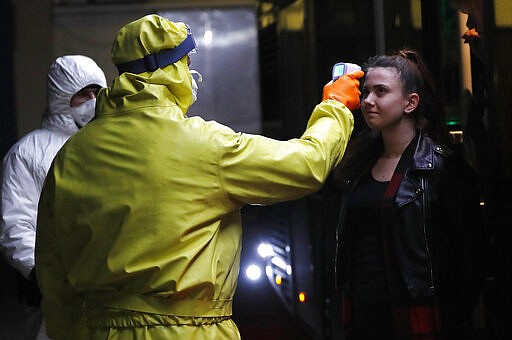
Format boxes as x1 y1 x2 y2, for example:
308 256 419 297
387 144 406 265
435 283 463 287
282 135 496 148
404 93 419 113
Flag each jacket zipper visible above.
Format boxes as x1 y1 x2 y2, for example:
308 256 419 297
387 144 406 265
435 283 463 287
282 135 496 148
421 176 435 290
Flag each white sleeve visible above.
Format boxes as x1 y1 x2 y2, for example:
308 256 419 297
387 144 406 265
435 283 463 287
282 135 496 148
0 148 42 278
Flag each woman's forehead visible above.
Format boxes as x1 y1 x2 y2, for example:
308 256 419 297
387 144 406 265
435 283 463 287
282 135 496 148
365 67 401 85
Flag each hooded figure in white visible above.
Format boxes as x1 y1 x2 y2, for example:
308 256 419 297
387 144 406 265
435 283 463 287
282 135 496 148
0 55 107 279
0 55 106 340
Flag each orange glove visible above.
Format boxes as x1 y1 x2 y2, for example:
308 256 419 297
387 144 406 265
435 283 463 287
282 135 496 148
322 70 364 111
462 28 479 44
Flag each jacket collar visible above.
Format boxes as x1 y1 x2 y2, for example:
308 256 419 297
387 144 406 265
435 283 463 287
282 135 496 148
410 132 437 171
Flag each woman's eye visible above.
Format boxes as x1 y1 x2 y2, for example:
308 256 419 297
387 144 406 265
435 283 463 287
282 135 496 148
376 87 386 95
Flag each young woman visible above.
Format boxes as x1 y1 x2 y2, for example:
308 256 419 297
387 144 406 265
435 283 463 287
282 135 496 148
332 49 487 339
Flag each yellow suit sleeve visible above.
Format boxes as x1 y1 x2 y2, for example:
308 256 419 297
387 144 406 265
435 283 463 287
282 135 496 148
218 100 353 205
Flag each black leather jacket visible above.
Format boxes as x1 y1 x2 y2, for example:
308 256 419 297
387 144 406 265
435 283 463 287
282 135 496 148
335 132 486 308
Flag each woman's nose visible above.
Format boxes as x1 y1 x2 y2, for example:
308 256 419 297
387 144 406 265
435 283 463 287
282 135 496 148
363 93 373 105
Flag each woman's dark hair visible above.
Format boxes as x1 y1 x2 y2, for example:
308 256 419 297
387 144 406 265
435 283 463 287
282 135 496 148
333 48 451 188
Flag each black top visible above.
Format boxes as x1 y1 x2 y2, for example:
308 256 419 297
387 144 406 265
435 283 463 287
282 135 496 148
346 174 389 302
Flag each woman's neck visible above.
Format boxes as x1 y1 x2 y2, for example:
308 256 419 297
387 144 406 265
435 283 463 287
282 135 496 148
380 124 417 159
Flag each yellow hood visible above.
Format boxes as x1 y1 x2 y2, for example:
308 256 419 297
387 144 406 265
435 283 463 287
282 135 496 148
97 14 193 116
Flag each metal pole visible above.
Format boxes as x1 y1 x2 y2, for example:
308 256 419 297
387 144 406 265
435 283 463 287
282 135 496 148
373 0 386 54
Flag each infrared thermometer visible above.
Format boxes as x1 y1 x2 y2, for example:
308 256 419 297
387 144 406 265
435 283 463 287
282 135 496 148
332 62 362 81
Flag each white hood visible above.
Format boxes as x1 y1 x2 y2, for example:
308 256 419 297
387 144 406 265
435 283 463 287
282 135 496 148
47 55 107 116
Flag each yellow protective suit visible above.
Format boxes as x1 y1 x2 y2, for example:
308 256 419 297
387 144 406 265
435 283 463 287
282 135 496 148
35 15 354 340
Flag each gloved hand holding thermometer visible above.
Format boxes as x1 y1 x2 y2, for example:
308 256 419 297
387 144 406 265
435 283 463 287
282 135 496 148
331 62 362 81
322 62 364 111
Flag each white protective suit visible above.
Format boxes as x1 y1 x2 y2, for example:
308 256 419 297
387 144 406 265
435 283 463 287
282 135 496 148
0 55 107 278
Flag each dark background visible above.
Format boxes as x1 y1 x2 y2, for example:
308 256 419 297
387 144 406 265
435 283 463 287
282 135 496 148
2 1 511 339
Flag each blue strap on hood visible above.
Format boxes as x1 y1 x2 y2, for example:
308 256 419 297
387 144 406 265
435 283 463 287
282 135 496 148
116 34 196 74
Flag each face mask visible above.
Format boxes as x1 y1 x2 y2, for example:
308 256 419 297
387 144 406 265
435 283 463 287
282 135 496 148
70 98 96 128
190 70 203 104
